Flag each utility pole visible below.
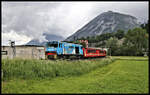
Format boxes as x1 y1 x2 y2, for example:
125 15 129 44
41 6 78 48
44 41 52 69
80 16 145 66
109 47 111 56
9 40 16 59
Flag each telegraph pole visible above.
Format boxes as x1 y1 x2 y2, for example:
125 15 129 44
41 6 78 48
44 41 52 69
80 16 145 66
109 47 111 56
9 40 16 59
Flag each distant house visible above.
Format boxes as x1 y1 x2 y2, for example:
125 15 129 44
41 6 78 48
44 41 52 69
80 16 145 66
1 45 45 59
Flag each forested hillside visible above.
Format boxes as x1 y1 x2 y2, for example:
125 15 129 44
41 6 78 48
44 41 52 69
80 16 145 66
68 21 149 56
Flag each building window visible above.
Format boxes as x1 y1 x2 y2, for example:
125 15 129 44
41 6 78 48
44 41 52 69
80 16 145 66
1 51 7 55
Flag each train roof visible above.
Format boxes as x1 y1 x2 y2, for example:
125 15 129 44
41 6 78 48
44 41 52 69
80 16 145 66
86 47 106 50
46 41 82 46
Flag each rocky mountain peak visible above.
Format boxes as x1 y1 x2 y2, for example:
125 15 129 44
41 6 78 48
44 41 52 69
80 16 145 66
65 11 139 41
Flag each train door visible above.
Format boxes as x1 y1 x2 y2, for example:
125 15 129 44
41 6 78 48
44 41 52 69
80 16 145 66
58 43 63 55
75 47 79 54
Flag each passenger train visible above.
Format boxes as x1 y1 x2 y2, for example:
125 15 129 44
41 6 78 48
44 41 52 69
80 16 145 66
45 41 106 59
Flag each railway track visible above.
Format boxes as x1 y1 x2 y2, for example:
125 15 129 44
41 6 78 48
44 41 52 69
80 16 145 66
47 56 107 61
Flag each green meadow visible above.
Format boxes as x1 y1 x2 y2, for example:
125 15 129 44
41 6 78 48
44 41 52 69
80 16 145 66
1 56 148 94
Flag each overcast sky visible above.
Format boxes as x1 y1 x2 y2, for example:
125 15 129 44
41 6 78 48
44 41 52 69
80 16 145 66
2 1 149 45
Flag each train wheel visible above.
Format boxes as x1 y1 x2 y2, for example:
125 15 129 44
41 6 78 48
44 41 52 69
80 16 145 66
54 54 57 60
45 55 48 60
78 56 81 59
48 55 51 59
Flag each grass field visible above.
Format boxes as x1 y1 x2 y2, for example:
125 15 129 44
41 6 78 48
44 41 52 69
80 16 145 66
1 56 149 94
2 58 113 81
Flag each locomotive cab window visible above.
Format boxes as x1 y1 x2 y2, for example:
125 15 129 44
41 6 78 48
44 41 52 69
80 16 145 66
59 43 62 48
46 42 58 48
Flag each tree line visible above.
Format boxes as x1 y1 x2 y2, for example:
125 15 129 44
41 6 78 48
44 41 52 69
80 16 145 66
73 20 149 56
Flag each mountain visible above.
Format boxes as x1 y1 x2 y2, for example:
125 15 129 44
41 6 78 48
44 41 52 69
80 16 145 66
65 11 140 41
26 33 65 46
43 33 65 41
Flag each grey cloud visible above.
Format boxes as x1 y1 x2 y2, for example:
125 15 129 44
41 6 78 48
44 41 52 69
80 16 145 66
2 2 148 45
2 2 64 42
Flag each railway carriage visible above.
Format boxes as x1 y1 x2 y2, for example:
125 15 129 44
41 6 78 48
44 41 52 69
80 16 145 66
83 48 106 58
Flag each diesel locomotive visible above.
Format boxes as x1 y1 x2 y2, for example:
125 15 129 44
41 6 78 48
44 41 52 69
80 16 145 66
45 41 106 59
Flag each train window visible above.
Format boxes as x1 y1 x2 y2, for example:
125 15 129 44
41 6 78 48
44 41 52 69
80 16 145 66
99 50 104 53
69 46 74 48
88 50 90 53
104 51 106 54
87 49 96 53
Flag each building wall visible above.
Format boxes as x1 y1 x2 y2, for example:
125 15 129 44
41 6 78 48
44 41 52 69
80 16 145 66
1 46 45 59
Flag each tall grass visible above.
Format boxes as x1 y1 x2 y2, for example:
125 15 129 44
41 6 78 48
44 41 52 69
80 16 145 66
2 58 114 81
